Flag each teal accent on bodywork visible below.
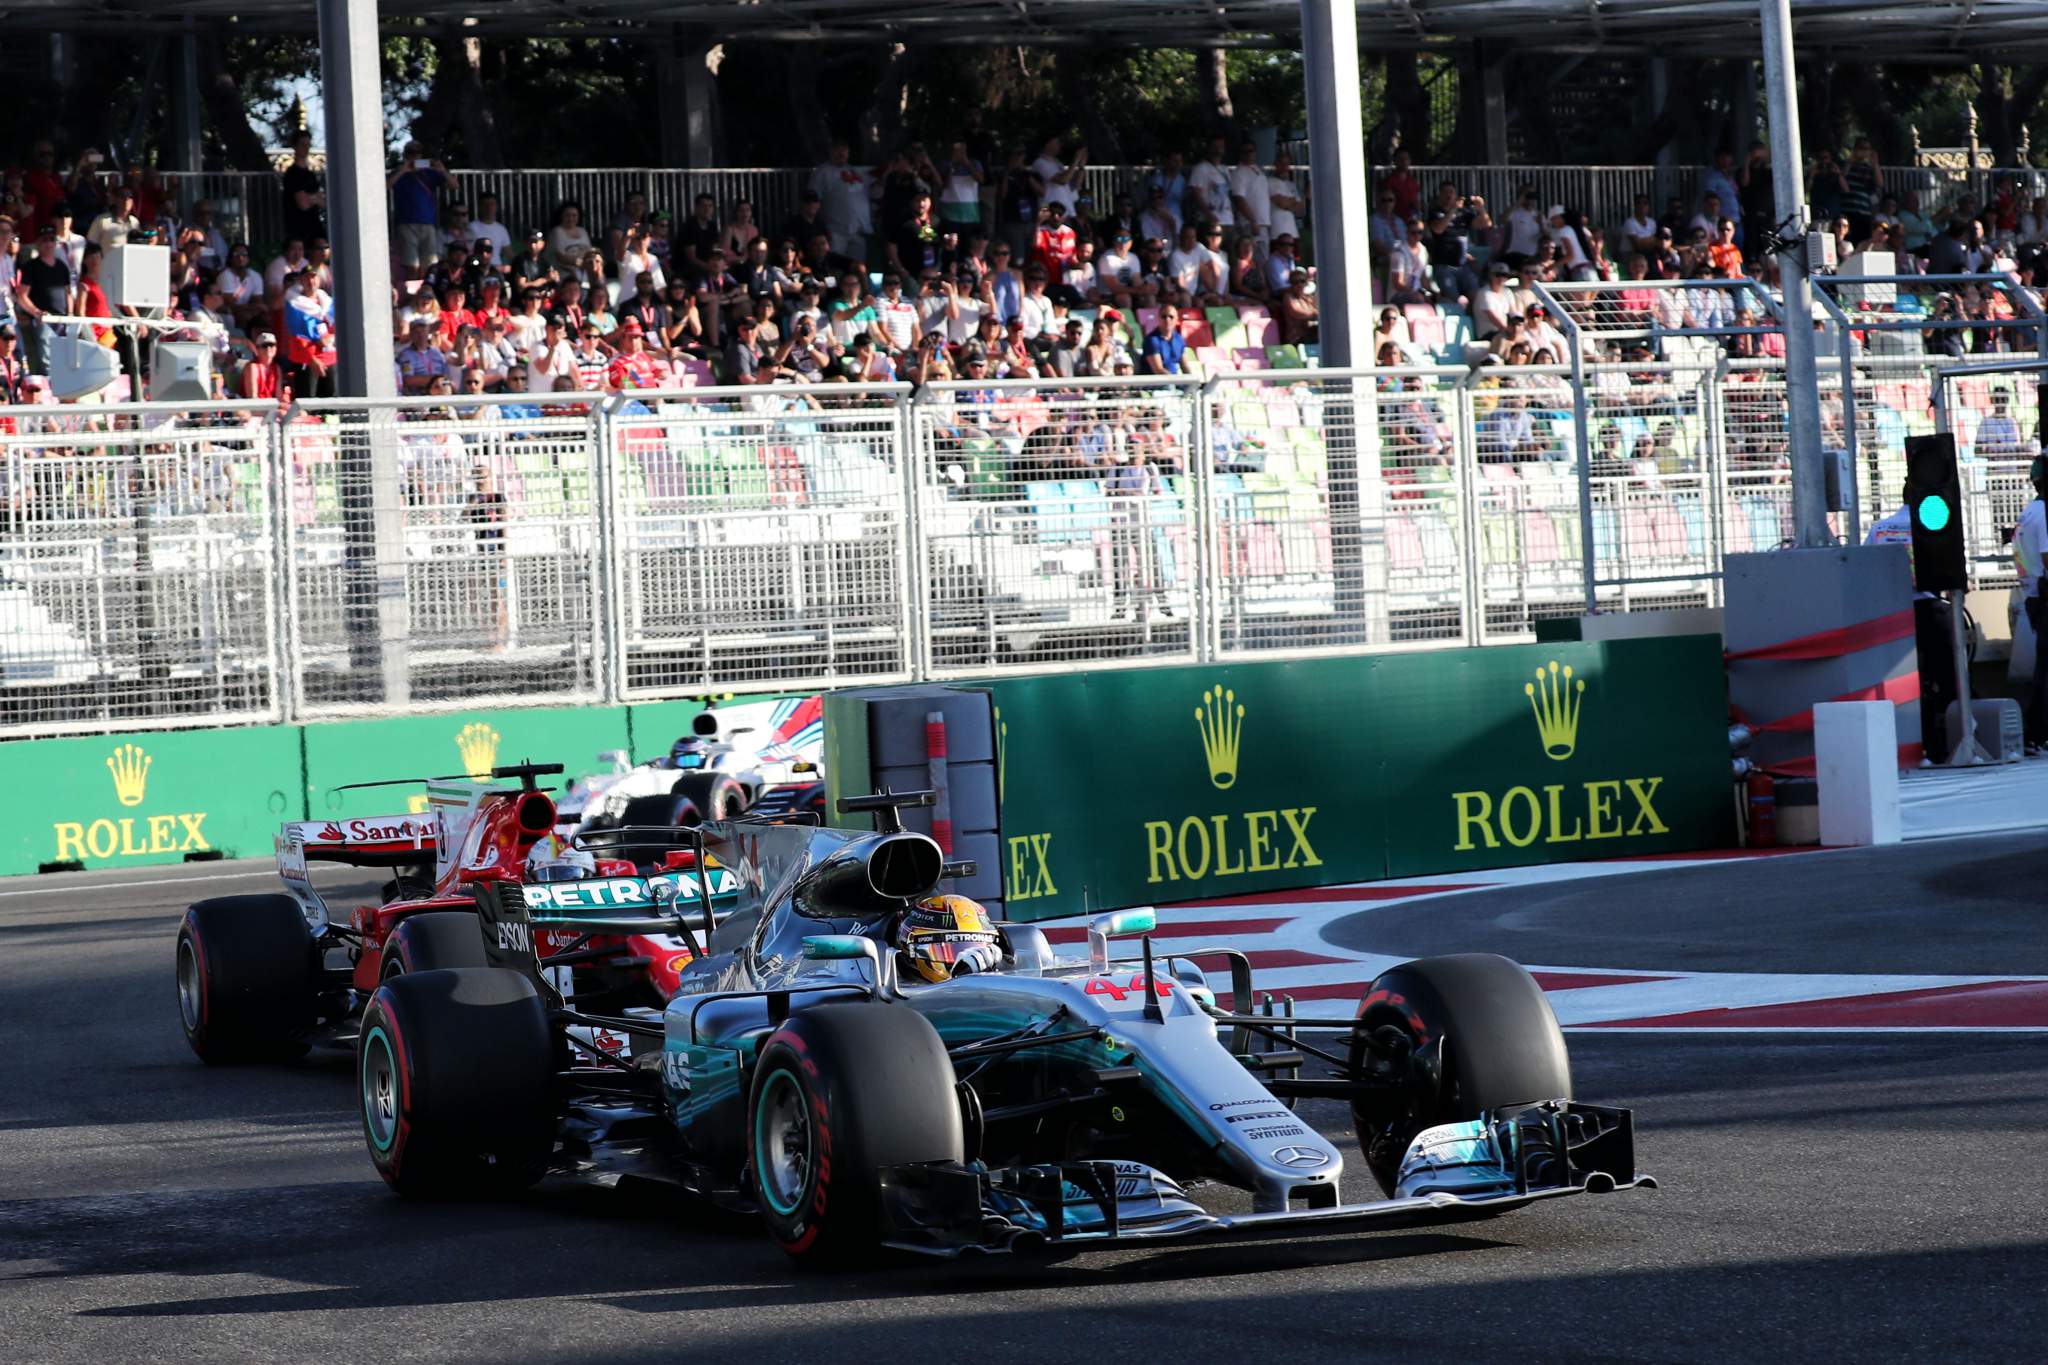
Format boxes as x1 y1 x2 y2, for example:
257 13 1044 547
362 1026 398 1153
524 869 740 924
752 1069 807 1216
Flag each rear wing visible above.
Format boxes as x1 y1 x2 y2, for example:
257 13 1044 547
277 814 439 878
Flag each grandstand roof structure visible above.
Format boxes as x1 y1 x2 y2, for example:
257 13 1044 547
10 0 2048 56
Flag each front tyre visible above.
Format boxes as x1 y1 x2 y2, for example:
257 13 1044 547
1351 952 1573 1197
359 968 556 1197
749 1003 963 1264
176 895 318 1064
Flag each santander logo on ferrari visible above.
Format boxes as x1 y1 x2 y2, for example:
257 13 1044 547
308 818 431 845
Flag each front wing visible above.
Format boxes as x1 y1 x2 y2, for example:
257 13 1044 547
875 1100 1653 1257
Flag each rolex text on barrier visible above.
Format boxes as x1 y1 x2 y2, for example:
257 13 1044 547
17 727 302 873
982 636 1733 921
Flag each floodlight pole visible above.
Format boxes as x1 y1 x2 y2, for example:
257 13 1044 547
1760 0 1832 548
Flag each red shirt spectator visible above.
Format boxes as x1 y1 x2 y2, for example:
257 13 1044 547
22 142 65 236
471 278 511 331
437 290 477 349
607 319 670 390
1385 151 1421 221
1033 211 1078 280
239 332 283 399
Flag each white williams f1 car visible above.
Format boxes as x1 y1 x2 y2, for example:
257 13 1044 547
356 790 1652 1262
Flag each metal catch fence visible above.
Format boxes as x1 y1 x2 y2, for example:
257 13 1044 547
280 395 605 718
0 400 281 737
5 355 2043 738
604 386 915 695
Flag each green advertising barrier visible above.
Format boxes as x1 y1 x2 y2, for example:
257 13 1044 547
0 693 800 878
303 706 634 819
0 725 301 874
987 636 1733 921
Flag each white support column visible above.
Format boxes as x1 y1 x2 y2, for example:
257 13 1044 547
1759 0 1832 548
1300 0 1382 644
1301 0 1371 369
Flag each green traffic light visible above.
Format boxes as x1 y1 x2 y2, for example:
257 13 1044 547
1917 494 1952 532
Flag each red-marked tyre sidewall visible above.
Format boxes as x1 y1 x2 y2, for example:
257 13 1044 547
359 990 417 1189
1352 952 1574 1196
747 1003 963 1265
356 968 556 1198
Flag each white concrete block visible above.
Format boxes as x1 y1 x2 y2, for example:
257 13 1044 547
1815 700 1902 846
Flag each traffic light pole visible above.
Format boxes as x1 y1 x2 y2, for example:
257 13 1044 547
1928 394 1991 767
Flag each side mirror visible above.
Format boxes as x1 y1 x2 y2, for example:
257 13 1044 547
1088 906 1157 973
801 933 903 999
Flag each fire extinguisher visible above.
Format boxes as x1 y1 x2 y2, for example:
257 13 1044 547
1746 770 1776 848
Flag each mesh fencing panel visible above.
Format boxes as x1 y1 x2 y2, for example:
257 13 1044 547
283 397 604 716
611 386 914 695
911 378 1203 675
1210 369 1468 653
10 355 2037 738
0 402 281 735
1940 366 2043 589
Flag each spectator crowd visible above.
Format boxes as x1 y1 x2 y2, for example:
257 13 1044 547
2 130 1323 410
1368 138 2048 372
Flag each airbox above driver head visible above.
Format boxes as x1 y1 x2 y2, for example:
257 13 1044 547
809 831 944 907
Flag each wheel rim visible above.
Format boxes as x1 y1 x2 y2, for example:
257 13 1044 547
753 1069 812 1217
175 937 202 1033
362 1026 400 1152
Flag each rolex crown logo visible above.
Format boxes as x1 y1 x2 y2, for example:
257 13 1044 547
107 743 151 807
1194 685 1246 790
456 722 502 778
1525 661 1586 761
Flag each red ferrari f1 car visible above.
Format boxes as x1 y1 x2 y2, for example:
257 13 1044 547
174 762 733 1064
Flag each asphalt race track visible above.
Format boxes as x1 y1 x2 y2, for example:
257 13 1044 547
3 850 2045 1363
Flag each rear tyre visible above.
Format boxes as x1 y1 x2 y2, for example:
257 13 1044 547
176 895 317 1064
1351 953 1573 1197
749 1003 963 1264
671 772 751 822
359 968 556 1198
381 911 492 983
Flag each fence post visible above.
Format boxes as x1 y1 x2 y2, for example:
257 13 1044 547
1191 374 1217 662
270 405 304 725
593 396 626 705
1568 328 1596 615
1705 359 1731 608
898 387 929 682
1454 371 1483 645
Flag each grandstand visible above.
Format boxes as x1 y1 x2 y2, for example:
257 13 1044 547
8 3 2048 735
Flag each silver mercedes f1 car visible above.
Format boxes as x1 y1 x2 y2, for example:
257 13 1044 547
356 790 1652 1262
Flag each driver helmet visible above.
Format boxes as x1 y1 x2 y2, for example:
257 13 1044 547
669 736 711 767
895 894 1002 985
527 846 597 883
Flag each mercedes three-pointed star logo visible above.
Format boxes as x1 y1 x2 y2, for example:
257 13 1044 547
1272 1144 1328 1168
